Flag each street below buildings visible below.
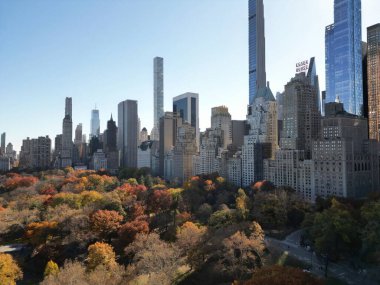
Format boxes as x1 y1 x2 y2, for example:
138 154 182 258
265 230 378 285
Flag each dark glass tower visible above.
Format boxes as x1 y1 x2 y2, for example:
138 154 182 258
249 0 266 105
325 0 363 115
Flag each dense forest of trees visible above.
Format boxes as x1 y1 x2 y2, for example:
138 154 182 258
0 168 378 284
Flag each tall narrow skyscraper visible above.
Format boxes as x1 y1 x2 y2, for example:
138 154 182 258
61 97 73 168
1 132 5 154
367 24 380 141
151 57 164 140
90 108 100 138
325 0 363 115
249 0 266 105
118 100 138 168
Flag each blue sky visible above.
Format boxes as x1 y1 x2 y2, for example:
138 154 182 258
1 0 379 151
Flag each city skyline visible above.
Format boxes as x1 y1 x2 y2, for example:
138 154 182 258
1 0 380 151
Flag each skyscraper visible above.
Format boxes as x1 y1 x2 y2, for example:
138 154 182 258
90 108 100 138
74 124 83 145
1 132 5 154
249 0 266 105
211 106 232 149
173 92 199 148
325 0 363 115
173 123 197 183
151 57 164 140
367 24 380 141
118 100 138 168
106 114 117 152
61 97 73 168
242 83 277 186
159 112 183 177
280 73 321 159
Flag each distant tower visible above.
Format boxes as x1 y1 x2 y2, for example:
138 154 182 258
74 124 83 145
151 57 164 140
105 114 118 172
65 97 72 118
249 0 266 105
90 108 100 138
61 97 73 168
1 132 5 154
106 114 117 152
173 92 200 149
325 0 363 115
118 100 138 168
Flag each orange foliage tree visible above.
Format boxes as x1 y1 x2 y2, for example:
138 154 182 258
25 221 58 246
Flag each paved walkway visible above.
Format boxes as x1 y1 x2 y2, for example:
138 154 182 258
0 244 26 253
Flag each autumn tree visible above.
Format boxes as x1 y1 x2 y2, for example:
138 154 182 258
176 221 207 268
44 260 59 277
218 222 265 280
0 253 23 285
252 191 287 229
41 260 88 285
309 199 360 260
125 233 182 284
236 188 250 221
25 220 58 246
41 260 125 285
147 189 173 213
240 265 323 285
87 242 117 271
118 217 149 248
90 210 123 240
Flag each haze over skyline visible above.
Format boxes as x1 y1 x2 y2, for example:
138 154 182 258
1 0 380 151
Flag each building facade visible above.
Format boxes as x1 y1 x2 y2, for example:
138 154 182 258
242 84 278 186
313 102 378 198
172 123 197 184
211 106 232 149
367 24 380 140
118 100 138 168
280 73 321 159
19 136 51 169
159 112 183 177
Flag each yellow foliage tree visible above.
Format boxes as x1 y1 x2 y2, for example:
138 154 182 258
0 253 23 285
44 260 59 277
87 242 117 271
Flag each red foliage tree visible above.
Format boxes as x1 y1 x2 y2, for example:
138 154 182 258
147 190 173 213
240 265 323 285
4 176 39 191
90 210 124 239
118 217 149 247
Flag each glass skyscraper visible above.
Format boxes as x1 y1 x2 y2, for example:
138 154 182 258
90 109 100 138
249 0 266 106
325 0 363 115
173 92 199 149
